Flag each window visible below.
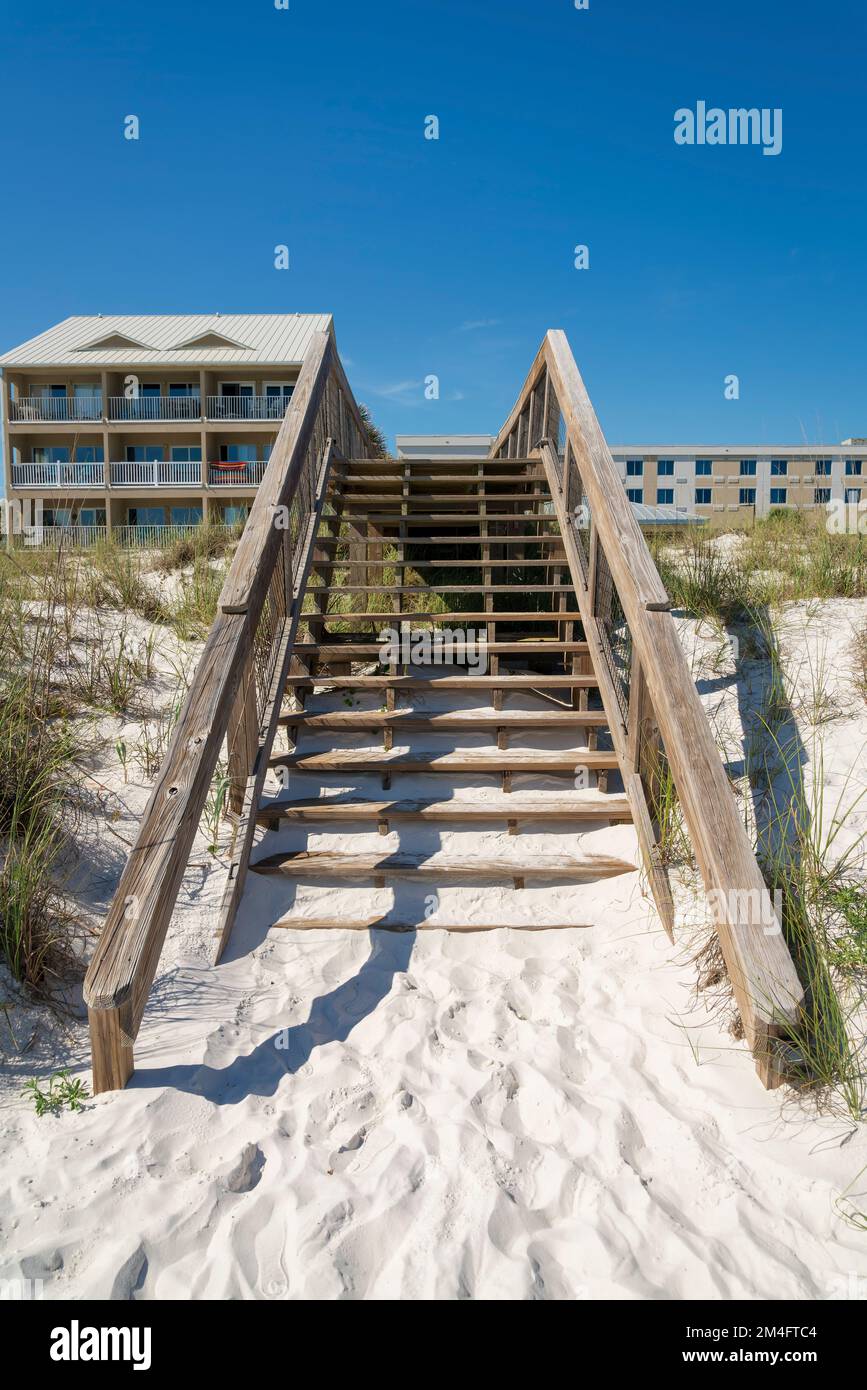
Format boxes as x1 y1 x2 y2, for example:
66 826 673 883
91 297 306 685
126 446 164 462
814 488 831 505
770 459 788 476
739 488 756 505
657 459 674 476
140 383 161 397
770 488 788 506
626 459 643 477
73 384 102 419
127 507 165 526
170 506 203 527
35 384 66 399
33 447 70 463
78 508 106 527
168 383 199 397
219 382 255 397
740 459 757 476
75 446 104 463
656 488 674 505
219 445 258 462
695 459 712 476
221 505 249 526
695 488 712 505
845 488 862 504
815 459 832 476
626 487 643 503
43 508 72 527
846 459 863 476
264 384 294 419
170 446 202 462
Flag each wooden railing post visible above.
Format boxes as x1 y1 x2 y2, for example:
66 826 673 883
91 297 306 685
226 652 258 818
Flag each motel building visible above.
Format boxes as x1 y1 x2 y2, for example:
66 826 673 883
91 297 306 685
1 313 865 545
0 313 329 547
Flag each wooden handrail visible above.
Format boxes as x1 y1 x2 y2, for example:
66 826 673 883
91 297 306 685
493 331 805 1085
83 328 372 1092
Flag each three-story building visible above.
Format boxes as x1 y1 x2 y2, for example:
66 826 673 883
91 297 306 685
0 313 330 545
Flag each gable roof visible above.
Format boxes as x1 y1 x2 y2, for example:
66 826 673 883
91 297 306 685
76 331 159 352
0 313 333 367
170 330 252 351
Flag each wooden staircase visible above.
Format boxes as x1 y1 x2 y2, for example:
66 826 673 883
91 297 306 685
247 453 639 911
84 328 806 1094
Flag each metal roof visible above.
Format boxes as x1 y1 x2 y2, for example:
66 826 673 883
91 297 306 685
0 313 333 368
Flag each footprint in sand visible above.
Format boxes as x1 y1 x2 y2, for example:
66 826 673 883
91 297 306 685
223 1143 266 1194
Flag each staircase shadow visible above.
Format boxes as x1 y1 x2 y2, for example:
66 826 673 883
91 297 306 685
731 605 810 872
132 924 416 1103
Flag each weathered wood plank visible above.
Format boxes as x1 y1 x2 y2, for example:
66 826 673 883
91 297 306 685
279 710 607 731
270 917 594 932
283 674 600 689
271 748 618 773
252 851 636 881
256 794 632 826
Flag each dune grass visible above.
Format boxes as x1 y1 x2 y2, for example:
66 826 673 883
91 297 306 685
653 517 867 1114
0 556 83 990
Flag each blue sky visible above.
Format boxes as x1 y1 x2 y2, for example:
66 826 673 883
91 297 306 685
0 0 865 449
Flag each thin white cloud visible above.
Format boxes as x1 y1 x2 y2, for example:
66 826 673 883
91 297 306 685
459 318 502 332
372 379 424 399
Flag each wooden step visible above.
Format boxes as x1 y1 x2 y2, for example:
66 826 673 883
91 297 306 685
307 611 583 623
314 534 565 547
283 675 600 690
279 710 607 731
323 514 558 525
308 585 575 595
251 850 635 883
343 464 536 475
270 749 617 774
293 641 590 659
270 916 593 932
332 492 550 505
257 793 631 828
311 559 566 570
338 474 545 487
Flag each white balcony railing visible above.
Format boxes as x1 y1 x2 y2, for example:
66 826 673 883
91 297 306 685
113 523 235 549
16 525 108 550
108 396 202 421
205 394 292 421
8 523 239 551
9 396 103 422
12 461 105 488
207 460 269 487
109 461 203 487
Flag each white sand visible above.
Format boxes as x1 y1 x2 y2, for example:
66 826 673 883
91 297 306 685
1 605 866 1300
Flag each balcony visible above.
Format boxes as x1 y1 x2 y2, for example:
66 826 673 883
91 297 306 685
207 459 269 487
206 395 292 421
9 396 103 423
11 522 238 550
113 523 234 549
109 461 202 487
108 396 202 421
12 461 105 488
15 525 108 550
